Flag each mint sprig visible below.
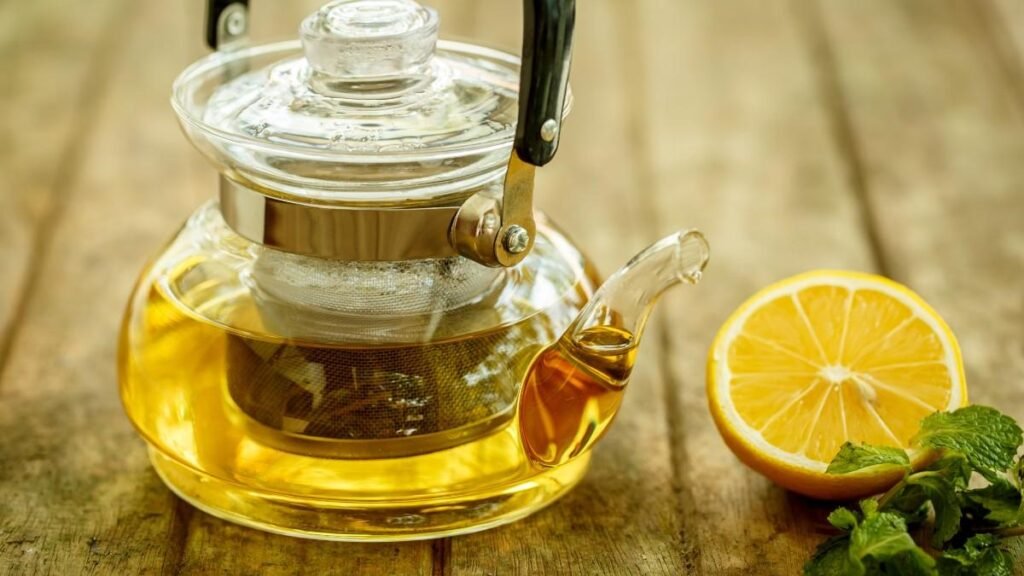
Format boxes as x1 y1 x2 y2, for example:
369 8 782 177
804 405 1024 576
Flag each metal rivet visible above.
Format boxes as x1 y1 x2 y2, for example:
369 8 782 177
503 225 530 254
540 119 559 143
225 6 248 36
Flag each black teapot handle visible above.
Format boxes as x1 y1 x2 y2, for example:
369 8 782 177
206 0 250 50
515 0 576 167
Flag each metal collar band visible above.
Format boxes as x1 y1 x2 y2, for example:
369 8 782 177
219 176 460 260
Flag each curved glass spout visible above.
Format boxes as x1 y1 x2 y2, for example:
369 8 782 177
518 230 710 468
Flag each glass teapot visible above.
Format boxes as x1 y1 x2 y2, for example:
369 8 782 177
119 0 709 540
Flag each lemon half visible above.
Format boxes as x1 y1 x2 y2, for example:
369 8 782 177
707 270 967 500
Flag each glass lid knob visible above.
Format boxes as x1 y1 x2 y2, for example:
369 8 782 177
300 0 439 80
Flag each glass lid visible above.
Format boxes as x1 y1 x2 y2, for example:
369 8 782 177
172 0 567 202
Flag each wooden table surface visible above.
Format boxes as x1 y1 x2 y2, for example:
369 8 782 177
2 0 1024 574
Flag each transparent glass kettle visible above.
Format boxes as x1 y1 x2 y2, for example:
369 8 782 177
119 0 709 540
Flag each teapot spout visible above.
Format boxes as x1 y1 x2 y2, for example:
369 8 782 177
518 230 710 467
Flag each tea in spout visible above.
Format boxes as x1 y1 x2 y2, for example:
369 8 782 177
517 230 710 468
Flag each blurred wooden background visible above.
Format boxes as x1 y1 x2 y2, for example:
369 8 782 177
1 0 1023 574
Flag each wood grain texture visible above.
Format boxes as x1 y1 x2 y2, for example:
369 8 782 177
0 0 127 371
2 0 1023 574
0 0 196 571
633 0 877 573
814 0 1024 562
0 1 432 574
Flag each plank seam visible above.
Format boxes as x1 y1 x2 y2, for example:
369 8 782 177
431 537 451 576
164 495 195 576
974 0 1024 113
0 0 139 384
790 0 891 277
655 322 704 573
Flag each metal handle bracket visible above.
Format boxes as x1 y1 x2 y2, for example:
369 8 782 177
451 0 575 267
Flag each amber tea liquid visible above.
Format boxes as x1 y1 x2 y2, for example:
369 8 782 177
120 279 592 540
518 326 636 468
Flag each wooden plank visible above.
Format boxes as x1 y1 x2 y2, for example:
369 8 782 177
0 1 205 573
636 0 879 573
17 0 1022 574
0 0 126 373
446 2 689 574
815 0 1024 563
0 2 149 575
0 0 431 574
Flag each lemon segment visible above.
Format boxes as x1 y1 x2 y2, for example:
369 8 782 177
707 270 966 500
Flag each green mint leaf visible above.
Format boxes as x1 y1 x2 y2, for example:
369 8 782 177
963 479 1023 526
885 490 931 525
914 406 1023 479
883 482 930 523
860 498 880 517
937 534 1013 576
803 536 863 576
827 442 912 475
849 509 935 572
905 473 961 546
828 507 859 531
927 453 973 490
880 454 972 533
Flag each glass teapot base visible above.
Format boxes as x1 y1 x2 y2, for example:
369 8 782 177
118 202 600 541
147 446 589 541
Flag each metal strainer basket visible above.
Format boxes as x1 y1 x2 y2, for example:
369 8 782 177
225 251 557 458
